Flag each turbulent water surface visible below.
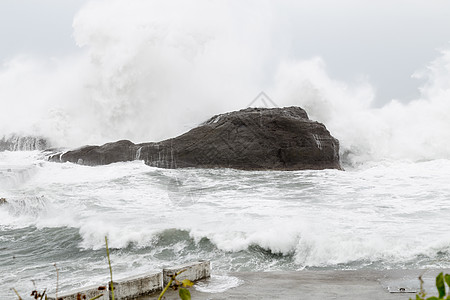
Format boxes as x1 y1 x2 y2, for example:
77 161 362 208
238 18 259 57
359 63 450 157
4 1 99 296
1 151 450 297
2 1 450 298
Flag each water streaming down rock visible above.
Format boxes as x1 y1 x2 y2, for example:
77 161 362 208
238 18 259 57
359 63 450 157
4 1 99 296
48 107 342 170
0 135 50 151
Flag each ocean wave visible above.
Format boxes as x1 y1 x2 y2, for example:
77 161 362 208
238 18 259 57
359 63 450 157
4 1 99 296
1 1 450 165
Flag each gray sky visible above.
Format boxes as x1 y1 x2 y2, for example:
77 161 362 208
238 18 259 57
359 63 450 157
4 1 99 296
0 0 87 59
1 0 450 106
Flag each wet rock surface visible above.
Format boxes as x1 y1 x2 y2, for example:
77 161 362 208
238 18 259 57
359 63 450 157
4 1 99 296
49 107 342 170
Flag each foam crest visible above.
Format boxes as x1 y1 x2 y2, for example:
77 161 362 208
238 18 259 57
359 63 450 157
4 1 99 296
0 151 43 189
0 195 52 229
1 157 450 284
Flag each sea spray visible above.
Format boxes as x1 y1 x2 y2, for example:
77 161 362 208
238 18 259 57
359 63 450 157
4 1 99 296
271 52 450 165
1 1 449 166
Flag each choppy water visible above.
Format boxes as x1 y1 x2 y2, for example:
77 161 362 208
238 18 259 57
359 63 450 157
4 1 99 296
1 151 450 298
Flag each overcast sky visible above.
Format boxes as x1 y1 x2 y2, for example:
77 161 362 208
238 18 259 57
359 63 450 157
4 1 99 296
1 0 450 106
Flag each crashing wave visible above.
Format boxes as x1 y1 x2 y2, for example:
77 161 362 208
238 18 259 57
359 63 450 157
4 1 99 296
0 134 50 151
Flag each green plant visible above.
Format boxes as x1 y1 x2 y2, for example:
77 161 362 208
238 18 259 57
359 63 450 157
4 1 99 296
411 272 450 300
12 241 108 300
105 236 114 300
12 236 193 300
158 269 194 300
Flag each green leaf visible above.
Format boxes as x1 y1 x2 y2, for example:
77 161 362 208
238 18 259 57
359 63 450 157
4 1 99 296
425 297 439 300
445 274 450 288
181 279 194 287
436 272 446 298
179 288 191 300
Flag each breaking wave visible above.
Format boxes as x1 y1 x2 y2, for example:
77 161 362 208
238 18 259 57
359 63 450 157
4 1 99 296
2 157 450 272
0 1 449 166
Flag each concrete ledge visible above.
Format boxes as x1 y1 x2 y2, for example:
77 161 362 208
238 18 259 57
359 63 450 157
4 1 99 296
47 284 108 300
47 261 211 300
163 260 211 286
110 271 162 300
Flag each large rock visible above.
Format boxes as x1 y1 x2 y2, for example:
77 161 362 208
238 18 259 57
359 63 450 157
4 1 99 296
49 107 342 170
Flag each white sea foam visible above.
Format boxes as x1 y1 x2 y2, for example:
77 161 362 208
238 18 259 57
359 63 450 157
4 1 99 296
2 155 449 266
195 275 243 293
1 154 450 298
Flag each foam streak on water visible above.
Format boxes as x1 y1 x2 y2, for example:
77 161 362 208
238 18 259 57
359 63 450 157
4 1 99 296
1 152 450 298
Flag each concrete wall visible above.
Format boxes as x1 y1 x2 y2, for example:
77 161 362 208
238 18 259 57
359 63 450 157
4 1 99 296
47 261 210 300
110 271 162 300
163 260 211 286
47 284 108 300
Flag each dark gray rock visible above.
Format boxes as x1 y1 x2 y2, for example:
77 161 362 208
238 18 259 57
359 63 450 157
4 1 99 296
49 107 342 170
59 140 137 166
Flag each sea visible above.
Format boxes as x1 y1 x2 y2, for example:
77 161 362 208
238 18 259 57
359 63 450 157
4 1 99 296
1 2 450 297
1 148 450 298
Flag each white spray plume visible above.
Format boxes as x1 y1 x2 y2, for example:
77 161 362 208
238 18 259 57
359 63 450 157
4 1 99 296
270 51 450 164
1 0 450 165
